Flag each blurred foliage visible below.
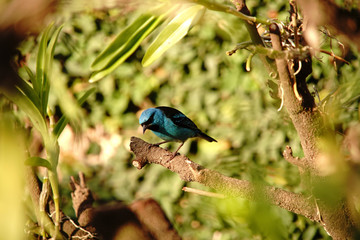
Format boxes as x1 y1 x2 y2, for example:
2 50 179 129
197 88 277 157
6 0 360 239
0 107 26 240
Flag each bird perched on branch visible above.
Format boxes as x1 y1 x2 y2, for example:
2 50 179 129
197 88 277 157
139 106 217 159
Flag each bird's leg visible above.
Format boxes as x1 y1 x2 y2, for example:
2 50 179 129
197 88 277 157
169 142 184 160
148 140 170 150
149 141 184 160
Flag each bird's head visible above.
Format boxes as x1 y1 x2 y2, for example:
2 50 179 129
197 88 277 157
139 108 158 134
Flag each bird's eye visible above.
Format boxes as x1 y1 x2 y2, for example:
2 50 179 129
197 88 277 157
143 113 155 125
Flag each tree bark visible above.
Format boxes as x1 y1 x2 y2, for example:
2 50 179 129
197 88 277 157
269 22 358 240
130 137 318 221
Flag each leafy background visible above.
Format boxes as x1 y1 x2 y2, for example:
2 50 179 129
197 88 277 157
8 0 360 239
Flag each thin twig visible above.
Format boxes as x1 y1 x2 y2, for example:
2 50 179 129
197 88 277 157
319 49 350 65
278 84 284 111
40 176 50 238
182 187 226 198
184 0 269 24
62 216 97 240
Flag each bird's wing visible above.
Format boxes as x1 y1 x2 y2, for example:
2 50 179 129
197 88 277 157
156 106 199 130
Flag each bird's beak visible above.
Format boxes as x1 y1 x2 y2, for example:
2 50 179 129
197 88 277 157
142 124 148 134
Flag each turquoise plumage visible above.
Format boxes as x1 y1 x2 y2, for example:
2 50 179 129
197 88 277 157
139 106 217 159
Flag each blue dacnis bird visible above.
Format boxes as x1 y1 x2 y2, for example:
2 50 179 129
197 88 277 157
139 106 217 159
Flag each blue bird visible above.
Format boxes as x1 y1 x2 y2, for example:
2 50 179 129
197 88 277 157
139 106 217 159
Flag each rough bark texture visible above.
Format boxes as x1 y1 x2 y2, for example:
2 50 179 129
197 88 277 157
130 137 318 221
269 22 358 240
269 23 323 172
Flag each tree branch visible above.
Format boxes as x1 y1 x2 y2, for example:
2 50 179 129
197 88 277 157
283 145 305 169
269 21 359 239
130 136 318 221
185 0 268 24
269 23 324 173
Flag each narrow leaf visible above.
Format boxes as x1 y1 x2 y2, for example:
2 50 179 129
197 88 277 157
25 157 52 169
2 84 48 138
16 78 41 110
53 87 96 138
89 6 180 83
89 15 164 82
36 24 53 116
42 25 63 116
24 65 35 82
142 5 204 67
18 66 41 109
77 87 97 105
91 14 156 71
47 25 63 70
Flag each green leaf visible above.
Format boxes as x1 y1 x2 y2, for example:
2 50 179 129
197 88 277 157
42 25 63 117
32 23 63 117
25 157 52 169
35 24 53 116
142 5 204 67
24 65 35 82
53 116 67 139
91 14 155 71
47 25 63 69
34 27 48 95
17 67 41 110
2 84 48 140
77 87 97 105
89 12 167 82
53 87 96 138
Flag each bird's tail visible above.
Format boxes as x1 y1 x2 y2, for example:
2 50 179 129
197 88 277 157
198 131 217 142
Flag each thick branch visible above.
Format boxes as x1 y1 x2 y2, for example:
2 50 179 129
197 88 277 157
270 22 359 240
130 137 318 221
269 23 324 172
